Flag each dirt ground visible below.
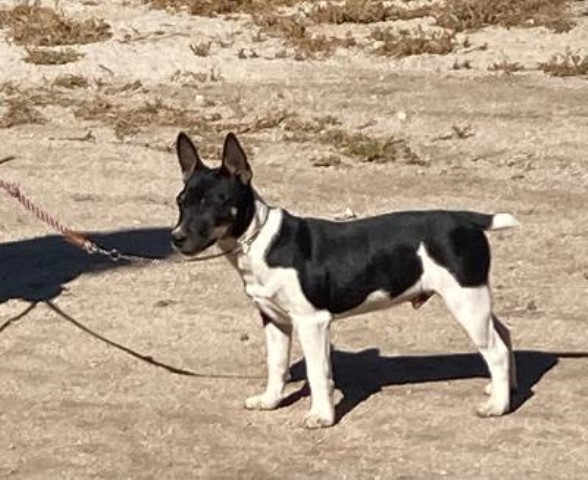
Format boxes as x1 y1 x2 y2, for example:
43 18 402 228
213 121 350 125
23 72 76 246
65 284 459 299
1 1 588 478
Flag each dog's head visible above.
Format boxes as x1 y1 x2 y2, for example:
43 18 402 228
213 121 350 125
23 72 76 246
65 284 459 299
171 132 254 256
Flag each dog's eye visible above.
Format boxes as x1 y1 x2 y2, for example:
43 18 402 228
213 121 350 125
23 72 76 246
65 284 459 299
176 195 184 206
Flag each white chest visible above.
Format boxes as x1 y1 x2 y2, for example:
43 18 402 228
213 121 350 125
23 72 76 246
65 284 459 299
231 207 321 320
237 254 291 319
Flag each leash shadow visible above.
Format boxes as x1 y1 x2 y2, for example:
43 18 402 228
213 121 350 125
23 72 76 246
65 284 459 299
0 227 174 303
286 348 587 424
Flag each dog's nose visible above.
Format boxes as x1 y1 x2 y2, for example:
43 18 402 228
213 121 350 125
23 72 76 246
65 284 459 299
171 227 187 246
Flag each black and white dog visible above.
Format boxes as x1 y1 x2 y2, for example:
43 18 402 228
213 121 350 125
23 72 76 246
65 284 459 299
171 132 519 428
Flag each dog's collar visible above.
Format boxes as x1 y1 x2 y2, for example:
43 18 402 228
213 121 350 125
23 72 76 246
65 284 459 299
236 205 271 254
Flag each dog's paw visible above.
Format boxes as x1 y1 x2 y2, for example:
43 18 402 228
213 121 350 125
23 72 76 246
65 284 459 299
303 411 335 429
244 393 281 411
476 400 509 418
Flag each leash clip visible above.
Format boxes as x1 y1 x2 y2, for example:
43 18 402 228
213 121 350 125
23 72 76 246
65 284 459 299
108 249 122 262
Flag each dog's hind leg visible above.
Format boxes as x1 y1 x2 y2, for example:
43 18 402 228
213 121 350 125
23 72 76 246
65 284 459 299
440 284 511 417
484 314 518 395
245 312 292 411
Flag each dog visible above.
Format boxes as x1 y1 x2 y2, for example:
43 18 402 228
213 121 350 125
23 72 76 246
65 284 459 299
171 132 519 429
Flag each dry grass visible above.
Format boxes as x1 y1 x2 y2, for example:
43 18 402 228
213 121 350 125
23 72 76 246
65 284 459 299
143 0 574 64
254 14 357 59
145 0 573 34
371 27 456 57
0 97 46 128
0 82 76 109
310 0 434 24
190 41 212 57
434 0 574 33
73 96 231 140
145 0 297 16
488 59 525 73
433 123 475 141
71 95 420 165
540 50 588 77
0 5 111 46
452 59 472 70
52 75 91 89
1 80 423 166
170 68 223 85
311 154 342 168
281 114 422 164
319 129 422 164
282 114 341 136
24 47 83 65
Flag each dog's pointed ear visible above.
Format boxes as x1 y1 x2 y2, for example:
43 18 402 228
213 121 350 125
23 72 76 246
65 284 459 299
221 133 251 184
176 132 205 180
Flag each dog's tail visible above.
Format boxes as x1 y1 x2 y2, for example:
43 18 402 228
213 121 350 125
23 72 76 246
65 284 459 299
488 213 519 231
463 212 519 231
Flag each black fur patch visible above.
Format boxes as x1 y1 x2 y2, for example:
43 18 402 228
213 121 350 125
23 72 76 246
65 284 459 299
266 210 493 314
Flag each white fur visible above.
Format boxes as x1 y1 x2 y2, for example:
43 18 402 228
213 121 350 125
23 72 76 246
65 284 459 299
418 245 513 416
336 283 423 319
489 213 519 231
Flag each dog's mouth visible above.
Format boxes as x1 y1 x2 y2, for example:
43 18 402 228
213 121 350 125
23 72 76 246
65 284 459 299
172 237 217 257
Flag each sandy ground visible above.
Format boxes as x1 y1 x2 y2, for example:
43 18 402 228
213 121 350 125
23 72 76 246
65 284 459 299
1 0 588 478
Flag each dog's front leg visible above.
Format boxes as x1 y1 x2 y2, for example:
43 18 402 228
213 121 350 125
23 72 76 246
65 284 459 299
245 312 292 410
294 312 335 429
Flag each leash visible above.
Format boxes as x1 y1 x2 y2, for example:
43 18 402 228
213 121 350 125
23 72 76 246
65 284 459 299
45 300 263 379
0 173 267 380
0 178 240 265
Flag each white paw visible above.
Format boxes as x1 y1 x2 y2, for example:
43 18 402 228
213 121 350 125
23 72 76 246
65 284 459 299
303 411 335 429
244 393 282 411
476 399 510 418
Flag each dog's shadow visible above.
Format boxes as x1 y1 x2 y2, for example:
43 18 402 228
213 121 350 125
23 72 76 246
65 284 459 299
0 227 174 303
285 348 584 423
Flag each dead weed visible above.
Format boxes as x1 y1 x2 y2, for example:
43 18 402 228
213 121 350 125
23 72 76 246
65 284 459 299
282 114 422 164
311 154 342 167
52 74 91 89
190 41 212 57
320 129 422 164
433 123 475 141
0 5 112 46
488 60 525 73
310 1 434 24
24 47 83 65
254 14 357 59
540 50 588 77
371 27 456 57
434 0 574 33
0 97 46 128
145 0 297 16
74 97 226 140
